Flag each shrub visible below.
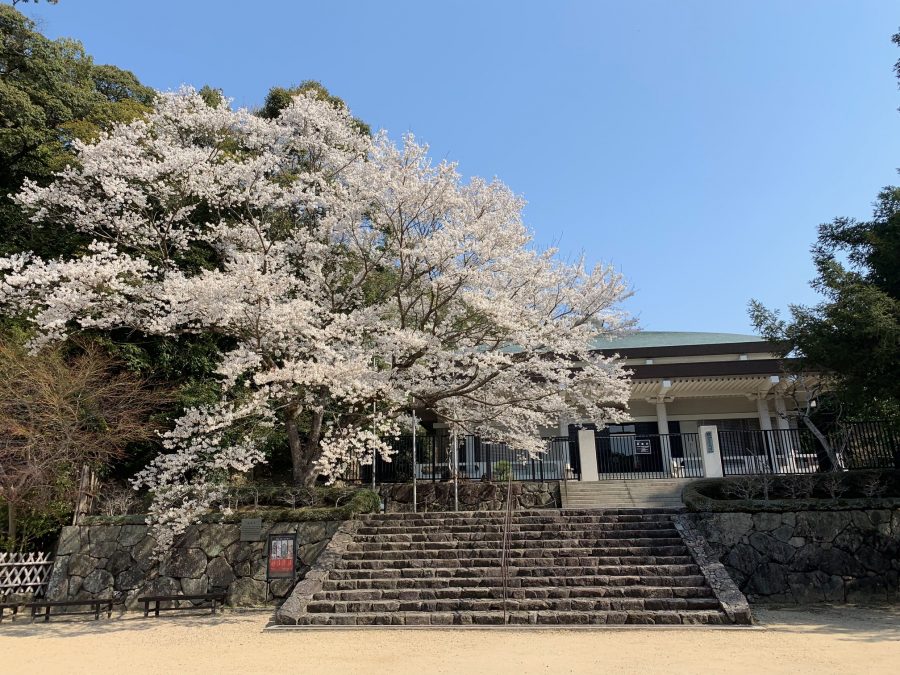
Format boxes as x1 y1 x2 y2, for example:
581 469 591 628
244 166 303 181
493 461 512 482
683 470 900 513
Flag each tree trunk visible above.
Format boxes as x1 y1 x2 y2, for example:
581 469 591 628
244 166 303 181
285 405 325 487
800 415 844 470
6 501 16 549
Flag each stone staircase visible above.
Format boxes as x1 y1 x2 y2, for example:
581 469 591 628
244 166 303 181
562 479 697 509
284 509 742 626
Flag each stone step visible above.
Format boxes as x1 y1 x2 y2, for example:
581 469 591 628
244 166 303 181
329 563 702 578
322 574 711 591
341 545 690 560
347 536 686 551
365 508 683 520
362 513 678 524
357 519 679 531
563 504 684 509
562 503 683 507
305 596 722 614
355 522 678 535
314 585 716 601
292 609 730 626
351 526 679 541
337 555 696 570
277 505 739 627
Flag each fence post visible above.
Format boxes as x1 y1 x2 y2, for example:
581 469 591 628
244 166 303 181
576 429 599 481
698 425 723 478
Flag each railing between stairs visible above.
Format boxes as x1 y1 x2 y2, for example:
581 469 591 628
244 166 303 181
500 469 513 624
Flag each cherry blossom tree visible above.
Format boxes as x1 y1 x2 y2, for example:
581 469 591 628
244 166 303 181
0 88 633 550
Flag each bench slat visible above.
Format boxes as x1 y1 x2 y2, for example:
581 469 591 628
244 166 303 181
140 592 226 618
137 593 224 602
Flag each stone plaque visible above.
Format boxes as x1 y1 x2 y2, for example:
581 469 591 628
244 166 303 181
240 517 262 542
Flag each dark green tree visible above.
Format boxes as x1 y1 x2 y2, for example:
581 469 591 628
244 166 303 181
259 79 371 135
749 190 900 420
750 29 900 422
0 4 154 259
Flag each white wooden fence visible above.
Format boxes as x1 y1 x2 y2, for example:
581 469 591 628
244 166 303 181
0 551 53 597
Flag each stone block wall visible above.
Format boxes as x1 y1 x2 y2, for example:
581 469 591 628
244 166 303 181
377 480 560 512
46 519 341 609
687 508 900 604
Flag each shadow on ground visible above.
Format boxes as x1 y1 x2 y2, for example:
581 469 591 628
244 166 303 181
0 609 273 638
755 605 900 643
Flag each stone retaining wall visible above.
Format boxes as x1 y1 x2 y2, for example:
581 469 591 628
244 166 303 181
687 508 900 603
377 480 560 512
46 520 341 609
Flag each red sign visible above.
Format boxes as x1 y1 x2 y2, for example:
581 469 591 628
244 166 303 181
267 534 297 579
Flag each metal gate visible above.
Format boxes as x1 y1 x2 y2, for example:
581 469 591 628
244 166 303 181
593 431 704 479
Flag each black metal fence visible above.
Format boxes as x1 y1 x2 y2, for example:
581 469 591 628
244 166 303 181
838 421 900 470
342 421 897 484
719 422 898 475
348 435 577 484
593 432 704 479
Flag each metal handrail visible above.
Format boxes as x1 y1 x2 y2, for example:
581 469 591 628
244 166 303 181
500 459 514 624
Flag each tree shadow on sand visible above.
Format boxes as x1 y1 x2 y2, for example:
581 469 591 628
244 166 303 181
0 609 272 638
754 605 900 643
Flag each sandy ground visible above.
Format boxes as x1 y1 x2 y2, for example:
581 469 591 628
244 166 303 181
1 605 898 674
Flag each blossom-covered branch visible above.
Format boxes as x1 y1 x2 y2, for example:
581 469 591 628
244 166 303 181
1 87 633 552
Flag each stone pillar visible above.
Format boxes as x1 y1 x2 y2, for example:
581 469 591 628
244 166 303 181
755 396 775 472
655 399 674 475
577 429 599 482
697 425 723 478
773 396 790 431
558 414 569 438
756 396 773 432
655 400 669 436
464 436 476 478
773 395 793 465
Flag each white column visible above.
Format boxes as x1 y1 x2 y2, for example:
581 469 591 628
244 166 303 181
755 396 774 472
773 396 790 431
464 436 476 477
577 429 599 482
773 395 794 465
655 399 674 476
558 414 569 438
655 400 669 436
756 396 773 432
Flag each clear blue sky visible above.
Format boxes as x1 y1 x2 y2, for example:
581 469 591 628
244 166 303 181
21 0 900 335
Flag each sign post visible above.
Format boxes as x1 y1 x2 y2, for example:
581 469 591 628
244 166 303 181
266 532 298 582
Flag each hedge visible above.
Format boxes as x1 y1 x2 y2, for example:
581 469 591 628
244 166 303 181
683 470 900 513
83 488 381 525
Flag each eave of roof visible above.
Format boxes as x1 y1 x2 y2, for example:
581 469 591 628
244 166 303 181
591 331 778 359
627 358 794 380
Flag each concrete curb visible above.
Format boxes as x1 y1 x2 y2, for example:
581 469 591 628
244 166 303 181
673 515 753 625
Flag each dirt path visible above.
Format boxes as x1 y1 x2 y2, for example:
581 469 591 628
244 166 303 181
1 606 898 674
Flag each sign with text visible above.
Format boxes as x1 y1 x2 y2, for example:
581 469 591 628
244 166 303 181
266 533 297 580
634 439 652 455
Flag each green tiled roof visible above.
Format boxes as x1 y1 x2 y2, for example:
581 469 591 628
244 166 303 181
590 331 764 350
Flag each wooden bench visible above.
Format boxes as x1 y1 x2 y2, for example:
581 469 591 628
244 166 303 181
138 592 226 617
25 598 113 622
0 603 20 623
